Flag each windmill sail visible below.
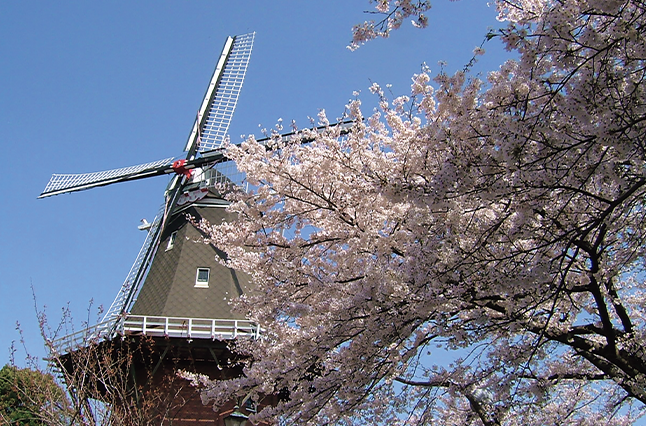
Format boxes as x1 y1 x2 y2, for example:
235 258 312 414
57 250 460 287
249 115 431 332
185 32 255 155
39 157 175 198
40 33 256 200
99 203 166 328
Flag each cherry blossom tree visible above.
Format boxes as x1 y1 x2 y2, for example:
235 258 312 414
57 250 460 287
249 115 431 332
192 0 646 424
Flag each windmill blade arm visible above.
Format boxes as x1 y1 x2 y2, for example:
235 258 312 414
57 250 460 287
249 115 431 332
185 33 255 155
252 120 355 147
39 157 175 198
100 203 165 328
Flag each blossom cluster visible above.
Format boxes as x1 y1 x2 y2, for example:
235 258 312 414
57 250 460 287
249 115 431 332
349 0 431 50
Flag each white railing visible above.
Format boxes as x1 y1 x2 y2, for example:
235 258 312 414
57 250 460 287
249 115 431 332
49 319 114 355
121 315 261 340
49 315 262 355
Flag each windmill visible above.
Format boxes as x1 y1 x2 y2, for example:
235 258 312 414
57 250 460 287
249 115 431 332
40 33 267 425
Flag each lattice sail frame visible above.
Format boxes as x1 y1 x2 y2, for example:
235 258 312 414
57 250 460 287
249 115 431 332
185 32 255 154
99 203 165 327
39 158 174 198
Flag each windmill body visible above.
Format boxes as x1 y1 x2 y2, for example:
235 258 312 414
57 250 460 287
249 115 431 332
131 194 246 321
127 181 255 332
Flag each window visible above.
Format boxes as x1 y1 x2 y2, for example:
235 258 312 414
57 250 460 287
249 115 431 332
195 268 210 288
244 398 258 413
166 231 178 251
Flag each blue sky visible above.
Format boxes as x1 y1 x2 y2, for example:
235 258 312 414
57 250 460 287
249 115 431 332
0 1 504 366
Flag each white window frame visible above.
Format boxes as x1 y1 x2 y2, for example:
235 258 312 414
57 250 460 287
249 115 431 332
195 267 210 288
166 231 178 251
